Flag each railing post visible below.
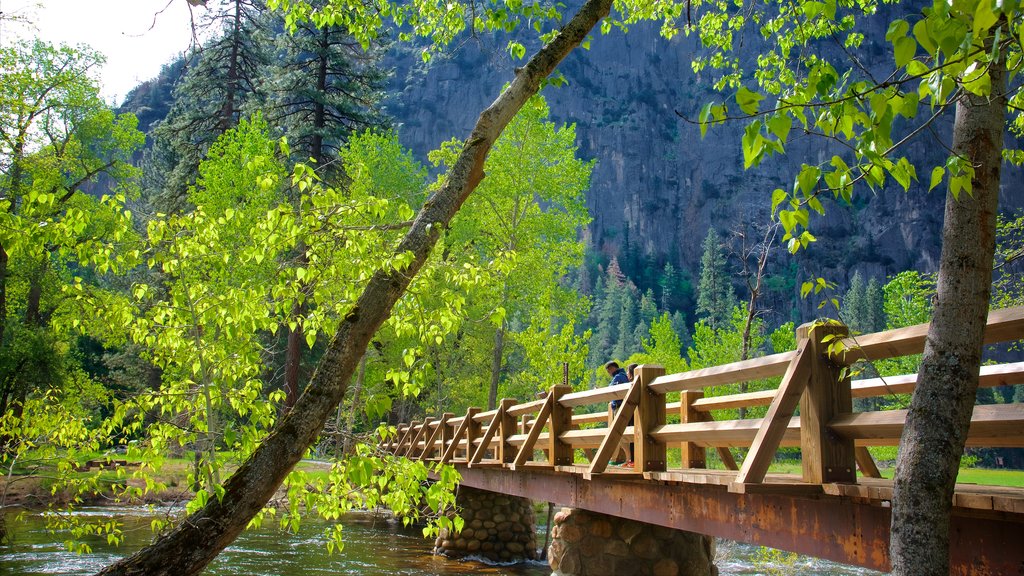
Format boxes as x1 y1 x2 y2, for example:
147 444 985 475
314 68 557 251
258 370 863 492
498 398 517 463
465 408 482 461
439 413 453 459
548 385 573 466
635 365 667 473
799 322 856 484
680 390 706 469
397 421 419 457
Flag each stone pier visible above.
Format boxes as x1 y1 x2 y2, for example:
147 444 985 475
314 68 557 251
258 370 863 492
433 485 537 562
548 508 717 576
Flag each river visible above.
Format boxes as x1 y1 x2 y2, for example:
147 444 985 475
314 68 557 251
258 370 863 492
1 507 879 575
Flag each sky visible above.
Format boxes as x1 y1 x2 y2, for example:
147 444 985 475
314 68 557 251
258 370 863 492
1 0 198 104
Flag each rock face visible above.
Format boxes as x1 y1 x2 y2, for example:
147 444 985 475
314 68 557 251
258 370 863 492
548 507 717 576
118 11 1024 317
385 13 1024 313
433 486 537 562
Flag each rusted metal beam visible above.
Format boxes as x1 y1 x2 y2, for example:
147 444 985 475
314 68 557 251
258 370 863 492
452 466 1024 574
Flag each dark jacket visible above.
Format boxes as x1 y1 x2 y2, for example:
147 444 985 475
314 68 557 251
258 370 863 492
608 368 630 410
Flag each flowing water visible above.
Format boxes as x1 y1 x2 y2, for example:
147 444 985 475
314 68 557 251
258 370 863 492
1 507 879 575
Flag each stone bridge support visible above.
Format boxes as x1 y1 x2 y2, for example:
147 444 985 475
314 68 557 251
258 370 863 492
549 508 717 576
433 485 537 562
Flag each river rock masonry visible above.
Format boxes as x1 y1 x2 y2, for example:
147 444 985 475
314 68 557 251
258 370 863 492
433 485 538 562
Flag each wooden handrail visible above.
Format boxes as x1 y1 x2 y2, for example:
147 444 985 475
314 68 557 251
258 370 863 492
378 306 1024 491
559 382 631 408
832 305 1024 365
648 351 795 394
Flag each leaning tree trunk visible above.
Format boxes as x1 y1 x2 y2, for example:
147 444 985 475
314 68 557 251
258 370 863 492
889 56 1006 574
96 0 611 573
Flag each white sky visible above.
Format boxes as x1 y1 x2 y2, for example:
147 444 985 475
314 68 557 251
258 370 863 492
2 0 198 104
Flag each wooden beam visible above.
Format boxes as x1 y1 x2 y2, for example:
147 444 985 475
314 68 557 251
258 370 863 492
559 384 631 408
548 386 574 466
635 365 667 473
508 398 546 417
849 362 1024 398
680 390 705 469
648 351 795 394
800 322 856 485
406 419 435 459
681 362 1024 414
498 398 517 463
830 404 1024 447
470 406 504 465
733 337 812 487
465 410 483 461
511 395 553 468
587 380 642 475
832 306 1024 365
440 408 477 463
855 447 882 478
651 419 799 446
419 413 452 460
397 420 421 457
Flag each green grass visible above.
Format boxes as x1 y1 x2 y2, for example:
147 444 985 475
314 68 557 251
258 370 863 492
872 467 1024 487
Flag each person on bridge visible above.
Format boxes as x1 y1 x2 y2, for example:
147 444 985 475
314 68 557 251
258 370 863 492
605 361 635 467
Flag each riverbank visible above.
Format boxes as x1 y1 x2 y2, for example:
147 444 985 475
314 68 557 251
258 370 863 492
0 457 335 510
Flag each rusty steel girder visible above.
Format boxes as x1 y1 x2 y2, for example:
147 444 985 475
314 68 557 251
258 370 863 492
453 466 1024 574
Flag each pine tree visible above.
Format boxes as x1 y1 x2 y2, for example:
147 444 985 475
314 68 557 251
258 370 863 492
865 277 885 333
670 311 691 348
148 0 272 212
614 283 639 359
659 262 679 311
695 229 736 330
843 271 868 332
263 3 387 178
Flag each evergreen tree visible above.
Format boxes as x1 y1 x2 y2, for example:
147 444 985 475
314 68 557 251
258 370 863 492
614 283 639 359
659 262 679 311
695 228 736 330
264 2 387 178
865 277 885 333
670 311 691 349
843 271 868 332
148 0 271 212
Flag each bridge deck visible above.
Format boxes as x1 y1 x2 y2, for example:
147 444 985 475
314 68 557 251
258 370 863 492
444 461 1024 574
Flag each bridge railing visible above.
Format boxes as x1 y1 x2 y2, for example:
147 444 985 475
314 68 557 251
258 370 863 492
381 306 1024 491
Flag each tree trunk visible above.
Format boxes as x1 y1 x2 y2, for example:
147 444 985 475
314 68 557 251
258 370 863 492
95 1 610 572
341 353 366 456
24 258 46 328
218 0 243 133
0 244 7 349
487 323 505 410
889 56 1006 574
311 27 330 165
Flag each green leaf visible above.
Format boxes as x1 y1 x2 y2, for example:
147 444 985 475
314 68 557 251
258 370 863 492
929 166 945 191
886 19 909 43
961 62 992 96
913 19 937 55
698 102 714 138
771 188 788 214
796 164 821 197
736 86 765 115
508 41 526 60
767 114 792 143
894 37 916 68
741 121 765 169
974 0 998 38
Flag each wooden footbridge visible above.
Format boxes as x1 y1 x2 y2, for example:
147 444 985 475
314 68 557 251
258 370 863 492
381 308 1024 574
